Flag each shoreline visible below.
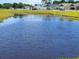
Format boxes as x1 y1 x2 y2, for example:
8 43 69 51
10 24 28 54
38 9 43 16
0 9 79 20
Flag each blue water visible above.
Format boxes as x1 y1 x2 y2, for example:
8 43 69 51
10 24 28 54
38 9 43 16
0 15 79 59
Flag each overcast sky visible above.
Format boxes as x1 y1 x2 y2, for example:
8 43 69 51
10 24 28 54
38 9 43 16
0 0 78 4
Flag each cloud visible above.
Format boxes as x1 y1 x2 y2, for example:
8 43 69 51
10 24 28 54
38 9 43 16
0 0 78 4
0 0 41 4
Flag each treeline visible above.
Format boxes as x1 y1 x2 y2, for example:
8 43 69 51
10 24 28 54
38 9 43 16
0 2 33 9
53 0 79 4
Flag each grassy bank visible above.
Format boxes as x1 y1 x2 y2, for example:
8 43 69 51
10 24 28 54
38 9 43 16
61 57 79 59
0 9 14 19
0 9 79 20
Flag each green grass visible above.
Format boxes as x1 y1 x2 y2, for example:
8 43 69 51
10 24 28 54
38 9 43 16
0 9 79 20
0 9 14 19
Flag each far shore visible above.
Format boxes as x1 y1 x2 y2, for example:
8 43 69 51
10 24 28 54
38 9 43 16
0 9 79 20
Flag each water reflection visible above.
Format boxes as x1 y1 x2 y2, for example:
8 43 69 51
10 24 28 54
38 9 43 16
13 14 26 19
0 20 3 23
63 17 79 21
0 15 79 59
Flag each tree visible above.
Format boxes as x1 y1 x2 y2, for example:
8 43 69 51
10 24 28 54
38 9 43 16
35 4 38 6
18 2 24 8
24 4 33 7
3 3 12 9
53 1 61 4
12 3 18 9
61 0 65 3
46 2 51 7
0 3 33 9
68 0 74 3
0 4 2 8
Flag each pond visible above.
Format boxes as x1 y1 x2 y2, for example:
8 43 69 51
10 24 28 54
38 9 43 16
0 15 79 59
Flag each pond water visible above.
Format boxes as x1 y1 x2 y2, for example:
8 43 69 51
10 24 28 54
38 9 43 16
0 15 79 59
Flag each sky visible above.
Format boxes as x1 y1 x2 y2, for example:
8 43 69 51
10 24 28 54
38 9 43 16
0 0 41 4
0 0 78 4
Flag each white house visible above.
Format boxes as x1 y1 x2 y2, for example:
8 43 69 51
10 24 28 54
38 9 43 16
24 6 33 10
34 4 47 10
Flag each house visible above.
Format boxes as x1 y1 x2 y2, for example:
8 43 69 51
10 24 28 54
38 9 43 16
59 4 65 10
34 4 47 10
24 6 33 10
10 7 14 10
61 3 79 10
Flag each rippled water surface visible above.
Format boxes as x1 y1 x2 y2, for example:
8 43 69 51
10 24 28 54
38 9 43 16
0 15 79 59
